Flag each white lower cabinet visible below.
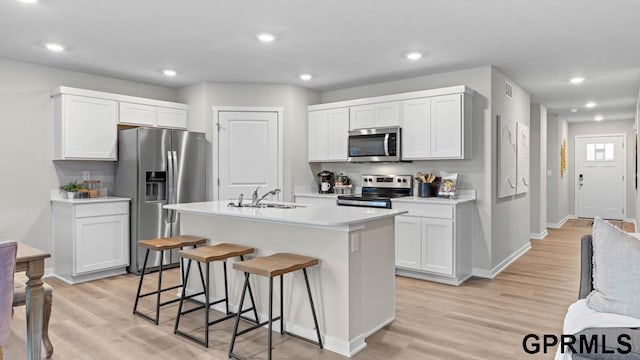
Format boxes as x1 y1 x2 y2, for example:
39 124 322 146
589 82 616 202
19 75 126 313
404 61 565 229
393 200 473 285
52 199 130 284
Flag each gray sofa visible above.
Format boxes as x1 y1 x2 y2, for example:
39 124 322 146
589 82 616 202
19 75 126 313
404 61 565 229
572 235 640 359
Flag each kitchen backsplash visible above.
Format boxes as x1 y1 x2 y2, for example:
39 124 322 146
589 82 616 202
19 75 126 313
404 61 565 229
54 161 116 194
307 160 477 194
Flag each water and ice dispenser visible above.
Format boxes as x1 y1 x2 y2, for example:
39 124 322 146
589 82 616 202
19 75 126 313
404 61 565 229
145 171 166 201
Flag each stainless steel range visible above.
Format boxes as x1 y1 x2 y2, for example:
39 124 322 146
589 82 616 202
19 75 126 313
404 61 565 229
337 175 413 209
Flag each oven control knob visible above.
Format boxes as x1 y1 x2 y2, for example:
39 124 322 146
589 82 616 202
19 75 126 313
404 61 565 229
402 179 407 183
397 179 401 183
368 178 373 182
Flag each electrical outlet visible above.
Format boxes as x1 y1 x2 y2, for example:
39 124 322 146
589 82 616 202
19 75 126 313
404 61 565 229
82 171 91 181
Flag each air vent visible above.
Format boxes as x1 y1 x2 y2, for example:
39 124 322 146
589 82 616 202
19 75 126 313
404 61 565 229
505 81 513 99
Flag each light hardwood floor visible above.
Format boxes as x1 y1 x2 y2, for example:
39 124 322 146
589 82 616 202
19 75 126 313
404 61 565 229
5 220 632 359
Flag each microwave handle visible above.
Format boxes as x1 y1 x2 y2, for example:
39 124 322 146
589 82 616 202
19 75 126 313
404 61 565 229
384 133 390 156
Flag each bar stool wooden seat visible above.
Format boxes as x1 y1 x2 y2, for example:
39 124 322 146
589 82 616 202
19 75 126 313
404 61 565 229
229 253 323 360
174 243 259 347
133 235 207 325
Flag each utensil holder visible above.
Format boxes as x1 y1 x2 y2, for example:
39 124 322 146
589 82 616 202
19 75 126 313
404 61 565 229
417 183 430 198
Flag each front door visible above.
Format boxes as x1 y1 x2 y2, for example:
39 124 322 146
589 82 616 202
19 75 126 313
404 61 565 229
217 110 280 202
575 135 626 219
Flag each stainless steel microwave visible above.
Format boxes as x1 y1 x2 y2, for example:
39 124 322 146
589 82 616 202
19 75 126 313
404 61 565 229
348 126 401 162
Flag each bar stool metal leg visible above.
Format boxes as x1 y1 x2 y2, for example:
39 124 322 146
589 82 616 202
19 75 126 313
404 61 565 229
204 262 210 347
303 268 323 348
155 250 164 325
223 261 230 314
280 274 284 335
268 277 274 360
174 259 192 333
229 272 250 359
133 249 150 314
240 255 260 323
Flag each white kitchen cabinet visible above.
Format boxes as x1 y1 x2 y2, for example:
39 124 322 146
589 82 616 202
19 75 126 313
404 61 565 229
394 216 422 270
157 107 188 129
421 218 454 275
119 102 157 126
401 98 431 160
430 94 464 158
53 94 118 160
52 198 130 284
308 108 349 162
393 198 473 285
349 102 401 130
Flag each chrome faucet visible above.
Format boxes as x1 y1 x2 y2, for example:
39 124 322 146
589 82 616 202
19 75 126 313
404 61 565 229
252 187 281 206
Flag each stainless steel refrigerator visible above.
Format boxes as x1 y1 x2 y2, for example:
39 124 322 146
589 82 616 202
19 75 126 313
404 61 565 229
115 128 207 274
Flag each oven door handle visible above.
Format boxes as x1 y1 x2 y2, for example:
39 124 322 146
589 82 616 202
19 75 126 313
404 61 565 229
384 133 390 156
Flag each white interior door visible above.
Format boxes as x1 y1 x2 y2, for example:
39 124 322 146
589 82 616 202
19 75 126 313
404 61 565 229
576 135 626 219
217 110 280 202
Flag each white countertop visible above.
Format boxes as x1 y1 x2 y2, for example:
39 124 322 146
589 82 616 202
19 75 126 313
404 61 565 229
51 196 131 204
391 191 476 205
164 201 406 228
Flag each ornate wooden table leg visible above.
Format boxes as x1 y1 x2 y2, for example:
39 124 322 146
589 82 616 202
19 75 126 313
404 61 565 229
25 258 45 360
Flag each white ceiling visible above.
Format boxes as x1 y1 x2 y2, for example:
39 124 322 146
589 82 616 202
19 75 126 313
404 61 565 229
1 0 639 123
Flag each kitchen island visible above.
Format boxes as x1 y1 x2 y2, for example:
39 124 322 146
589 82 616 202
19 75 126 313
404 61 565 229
164 201 406 357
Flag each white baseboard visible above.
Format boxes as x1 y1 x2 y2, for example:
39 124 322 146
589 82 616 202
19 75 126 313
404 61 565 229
529 230 549 240
44 267 55 278
547 214 575 229
472 242 532 279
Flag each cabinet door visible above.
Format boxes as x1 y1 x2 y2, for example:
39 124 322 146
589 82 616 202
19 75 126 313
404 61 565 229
119 102 157 126
401 98 431 160
395 216 422 270
349 105 375 130
374 101 401 127
430 94 463 158
157 107 187 129
421 218 454 275
327 108 349 161
62 95 118 160
74 214 129 275
308 110 329 161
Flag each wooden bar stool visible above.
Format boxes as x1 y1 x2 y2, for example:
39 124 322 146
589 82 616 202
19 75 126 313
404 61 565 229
229 253 323 360
174 243 259 347
133 235 208 325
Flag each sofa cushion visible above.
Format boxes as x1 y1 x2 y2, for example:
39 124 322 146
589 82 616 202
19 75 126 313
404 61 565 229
586 217 640 318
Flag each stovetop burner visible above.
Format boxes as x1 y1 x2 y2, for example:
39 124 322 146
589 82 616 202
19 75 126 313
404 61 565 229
337 175 413 209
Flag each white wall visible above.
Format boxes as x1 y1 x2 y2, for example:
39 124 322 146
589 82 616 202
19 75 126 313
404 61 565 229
529 104 548 237
568 119 636 220
0 57 178 268
319 66 494 271
547 114 570 225
177 82 320 202
490 68 531 269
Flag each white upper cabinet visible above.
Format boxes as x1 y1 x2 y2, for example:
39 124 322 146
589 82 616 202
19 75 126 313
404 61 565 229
349 102 401 130
430 94 464 158
308 86 472 162
349 105 375 130
308 108 349 162
119 102 156 126
401 98 431 160
157 107 188 129
53 94 118 160
374 101 401 127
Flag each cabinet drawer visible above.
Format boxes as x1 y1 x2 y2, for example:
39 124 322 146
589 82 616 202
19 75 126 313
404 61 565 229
75 202 129 218
392 202 453 219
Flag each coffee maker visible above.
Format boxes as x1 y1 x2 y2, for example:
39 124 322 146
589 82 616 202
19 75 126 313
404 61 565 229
317 170 335 194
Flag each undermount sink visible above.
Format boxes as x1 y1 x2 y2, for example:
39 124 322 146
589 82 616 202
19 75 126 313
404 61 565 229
227 202 302 209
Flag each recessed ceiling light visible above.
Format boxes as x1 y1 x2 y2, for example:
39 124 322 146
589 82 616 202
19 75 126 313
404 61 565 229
594 115 604 121
299 74 312 81
570 108 578 113
257 33 276 43
569 77 585 84
18 0 38 3
162 69 177 77
585 102 597 108
406 52 422 61
45 43 65 52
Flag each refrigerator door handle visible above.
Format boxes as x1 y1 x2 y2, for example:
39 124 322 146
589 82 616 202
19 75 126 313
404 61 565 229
166 150 175 224
171 150 179 223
